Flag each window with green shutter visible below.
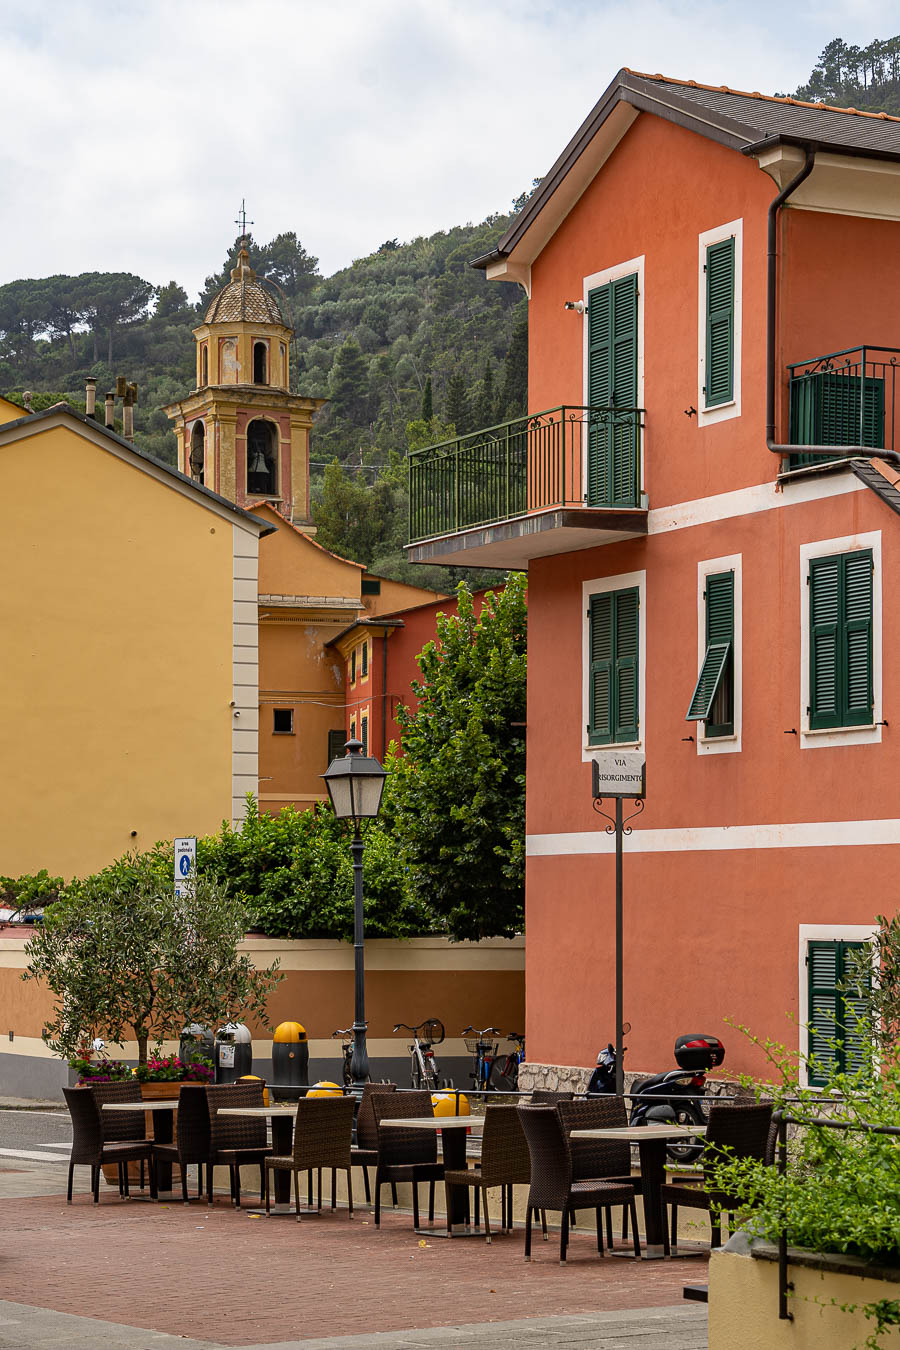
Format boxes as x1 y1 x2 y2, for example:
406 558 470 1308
588 587 640 745
789 370 885 469
807 939 871 1086
686 571 734 736
704 237 735 408
808 549 873 730
587 273 639 507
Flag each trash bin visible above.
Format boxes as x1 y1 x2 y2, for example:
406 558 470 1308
180 1023 214 1072
272 1022 309 1101
215 1022 252 1083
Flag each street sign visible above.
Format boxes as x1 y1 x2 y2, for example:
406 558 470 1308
174 837 197 898
591 752 645 799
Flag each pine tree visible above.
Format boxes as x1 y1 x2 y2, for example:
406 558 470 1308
421 375 433 422
444 370 469 435
329 340 370 423
500 316 528 419
474 361 497 429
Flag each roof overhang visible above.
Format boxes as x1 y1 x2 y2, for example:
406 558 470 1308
752 142 900 222
406 507 647 570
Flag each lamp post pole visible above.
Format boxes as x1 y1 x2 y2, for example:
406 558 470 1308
349 825 370 1090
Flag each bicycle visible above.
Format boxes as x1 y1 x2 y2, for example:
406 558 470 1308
489 1032 526 1091
393 1018 445 1090
332 1027 354 1087
462 1025 501 1091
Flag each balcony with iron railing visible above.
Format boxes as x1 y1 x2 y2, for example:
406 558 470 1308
786 345 899 471
406 404 647 569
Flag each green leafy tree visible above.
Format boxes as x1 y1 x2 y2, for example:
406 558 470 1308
329 339 370 423
474 360 498 429
384 573 527 940
500 315 528 419
444 369 470 435
259 231 320 299
23 871 282 1063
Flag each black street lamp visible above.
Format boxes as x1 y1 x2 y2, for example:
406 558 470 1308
322 737 387 1093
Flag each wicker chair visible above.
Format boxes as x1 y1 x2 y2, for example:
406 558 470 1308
660 1102 773 1250
88 1081 155 1198
63 1085 156 1204
371 1090 443 1228
151 1085 211 1204
351 1082 398 1205
265 1096 355 1220
557 1096 640 1246
530 1089 574 1104
518 1104 640 1263
206 1081 272 1207
443 1104 530 1242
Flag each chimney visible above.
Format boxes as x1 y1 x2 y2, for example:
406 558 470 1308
85 377 97 418
104 392 115 428
22 391 33 413
123 402 134 441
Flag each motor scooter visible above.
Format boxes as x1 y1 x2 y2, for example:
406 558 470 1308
588 1032 725 1162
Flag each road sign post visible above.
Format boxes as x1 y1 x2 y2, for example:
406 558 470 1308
174 837 197 899
591 753 645 1097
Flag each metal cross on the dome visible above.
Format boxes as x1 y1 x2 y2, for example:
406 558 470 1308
234 199 254 240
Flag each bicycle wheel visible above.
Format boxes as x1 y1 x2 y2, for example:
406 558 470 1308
489 1057 519 1092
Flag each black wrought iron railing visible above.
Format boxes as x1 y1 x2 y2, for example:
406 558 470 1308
787 346 899 470
408 405 644 545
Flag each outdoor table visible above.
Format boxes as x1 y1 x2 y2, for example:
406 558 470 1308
218 1104 300 1214
570 1124 708 1259
378 1115 486 1238
102 1099 178 1191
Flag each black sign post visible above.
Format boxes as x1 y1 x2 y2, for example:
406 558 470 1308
591 754 646 1097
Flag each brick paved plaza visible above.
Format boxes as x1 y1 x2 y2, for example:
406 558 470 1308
0 1158 707 1348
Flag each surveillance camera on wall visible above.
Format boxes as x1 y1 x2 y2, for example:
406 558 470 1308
564 300 586 314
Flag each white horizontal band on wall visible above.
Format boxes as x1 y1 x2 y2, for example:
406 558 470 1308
527 818 900 856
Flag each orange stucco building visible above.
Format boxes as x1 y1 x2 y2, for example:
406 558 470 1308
408 70 900 1083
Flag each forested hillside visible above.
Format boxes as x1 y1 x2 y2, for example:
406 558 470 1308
0 208 527 586
791 34 900 114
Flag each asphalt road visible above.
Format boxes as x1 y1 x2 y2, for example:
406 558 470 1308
0 1106 71 1161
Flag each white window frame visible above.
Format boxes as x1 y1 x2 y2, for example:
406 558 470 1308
799 530 882 749
582 255 646 500
697 219 742 427
696 553 742 756
798 922 877 1088
581 569 647 762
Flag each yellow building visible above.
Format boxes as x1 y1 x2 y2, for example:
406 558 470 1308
167 249 442 809
0 402 272 878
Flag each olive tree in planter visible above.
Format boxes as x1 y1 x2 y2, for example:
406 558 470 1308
23 871 282 1065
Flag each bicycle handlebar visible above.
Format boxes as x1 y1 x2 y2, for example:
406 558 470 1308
332 1028 353 1039
462 1025 501 1037
393 1018 445 1044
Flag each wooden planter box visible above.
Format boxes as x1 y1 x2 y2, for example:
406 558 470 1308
709 1242 900 1349
102 1080 207 1187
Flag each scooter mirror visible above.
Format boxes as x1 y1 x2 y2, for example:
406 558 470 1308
621 1021 632 1035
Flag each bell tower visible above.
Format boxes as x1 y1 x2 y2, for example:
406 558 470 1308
165 242 325 524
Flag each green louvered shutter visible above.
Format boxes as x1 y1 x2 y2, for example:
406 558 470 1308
587 274 638 507
809 555 841 729
588 594 613 744
843 550 873 726
614 588 640 742
705 237 735 408
807 940 871 1085
685 571 734 731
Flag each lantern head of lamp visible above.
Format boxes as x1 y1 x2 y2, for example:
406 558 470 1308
322 738 387 826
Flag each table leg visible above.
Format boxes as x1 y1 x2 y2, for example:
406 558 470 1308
152 1108 174 1193
413 1128 482 1239
272 1117 292 1206
636 1136 667 1258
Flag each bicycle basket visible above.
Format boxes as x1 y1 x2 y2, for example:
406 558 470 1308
421 1018 445 1045
464 1037 498 1056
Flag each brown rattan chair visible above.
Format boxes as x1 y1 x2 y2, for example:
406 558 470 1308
206 1081 271 1207
660 1102 773 1250
371 1090 443 1228
529 1089 574 1104
151 1084 211 1204
88 1080 155 1198
557 1096 641 1246
351 1082 398 1205
443 1104 530 1242
265 1095 355 1220
64 1085 156 1204
518 1104 640 1263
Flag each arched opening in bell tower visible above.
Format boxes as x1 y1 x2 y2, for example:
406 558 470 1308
189 422 205 485
246 419 278 496
200 344 208 386
253 341 268 385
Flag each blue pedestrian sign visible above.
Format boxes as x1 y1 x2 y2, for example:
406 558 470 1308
174 838 197 897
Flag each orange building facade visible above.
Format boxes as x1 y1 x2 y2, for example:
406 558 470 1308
408 70 900 1082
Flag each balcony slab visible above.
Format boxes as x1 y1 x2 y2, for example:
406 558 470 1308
406 506 648 569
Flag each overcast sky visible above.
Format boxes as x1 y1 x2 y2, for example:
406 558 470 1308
1 0 897 298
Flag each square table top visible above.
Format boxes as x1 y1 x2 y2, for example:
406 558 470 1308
379 1116 485 1130
570 1124 708 1141
218 1105 297 1118
101 1100 179 1111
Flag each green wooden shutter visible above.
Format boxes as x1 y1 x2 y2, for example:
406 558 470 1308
588 588 639 745
587 284 612 506
614 588 639 742
807 940 871 1085
705 237 735 408
588 594 613 744
361 714 369 755
587 274 638 507
686 644 730 720
327 729 346 764
809 555 841 729
685 571 734 730
809 550 873 730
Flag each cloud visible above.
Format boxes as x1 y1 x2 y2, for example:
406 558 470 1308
1 0 898 293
